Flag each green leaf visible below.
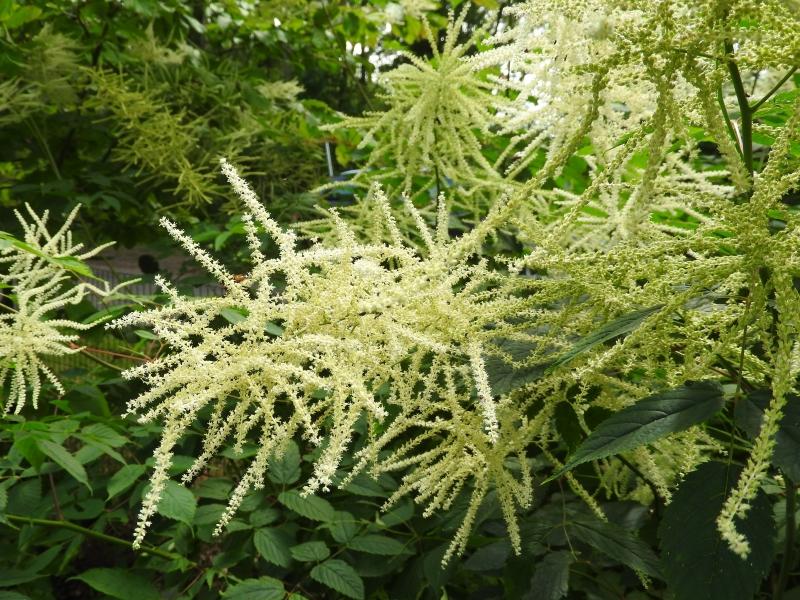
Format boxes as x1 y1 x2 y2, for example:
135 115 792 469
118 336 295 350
224 577 284 600
36 439 91 491
11 434 45 470
194 504 225 526
278 490 334 522
0 570 47 588
568 515 662 579
220 307 248 324
526 551 573 600
79 423 127 448
290 541 330 562
0 232 94 278
249 507 280 527
0 592 33 600
267 440 301 484
3 5 41 29
106 464 146 500
379 500 414 527
328 510 359 543
253 527 293 568
547 381 723 481
343 473 387 497
0 546 61 586
659 462 774 600
265 321 284 336
484 339 548 396
464 541 511 571
347 534 407 556
194 477 233 500
310 559 365 600
735 390 800 481
134 329 159 340
157 480 196 524
72 569 160 600
550 305 663 369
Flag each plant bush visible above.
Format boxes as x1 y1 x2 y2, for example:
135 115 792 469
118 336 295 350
2 1 800 599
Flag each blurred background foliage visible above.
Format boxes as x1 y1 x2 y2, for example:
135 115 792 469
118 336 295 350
0 0 488 250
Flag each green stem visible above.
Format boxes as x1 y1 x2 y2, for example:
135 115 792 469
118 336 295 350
725 42 753 178
717 86 741 159
776 477 797 600
71 345 124 372
26 119 62 181
751 67 798 113
5 514 188 563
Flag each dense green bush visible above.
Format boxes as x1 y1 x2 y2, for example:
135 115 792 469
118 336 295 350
2 1 800 599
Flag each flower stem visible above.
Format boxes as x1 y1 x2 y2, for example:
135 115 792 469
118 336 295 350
725 42 753 178
776 477 797 600
5 514 189 563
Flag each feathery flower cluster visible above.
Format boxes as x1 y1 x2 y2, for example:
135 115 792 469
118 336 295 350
322 9 506 196
0 205 123 414
111 0 800 563
479 0 800 556
112 159 538 553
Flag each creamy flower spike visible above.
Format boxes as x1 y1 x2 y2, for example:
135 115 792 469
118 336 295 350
0 205 126 414
112 160 537 554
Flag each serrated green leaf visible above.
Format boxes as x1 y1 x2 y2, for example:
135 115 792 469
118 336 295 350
106 464 146 500
249 507 280 527
310 559 364 600
194 503 226 526
525 551 573 600
344 473 388 497
80 423 127 447
464 541 511 571
550 305 663 369
348 534 407 556
278 490 334 522
328 510 359 543
268 440 301 484
659 462 774 600
36 439 91 491
548 381 724 481
379 500 413 527
11 434 45 471
71 569 159 600
223 577 284 600
194 477 233 500
735 390 800 481
253 527 293 568
568 515 662 579
483 338 548 396
290 541 330 562
156 480 196 524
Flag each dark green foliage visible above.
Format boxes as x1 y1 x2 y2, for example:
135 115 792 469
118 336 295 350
736 391 800 481
549 380 725 480
659 462 775 600
549 305 664 370
2 1 800 599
